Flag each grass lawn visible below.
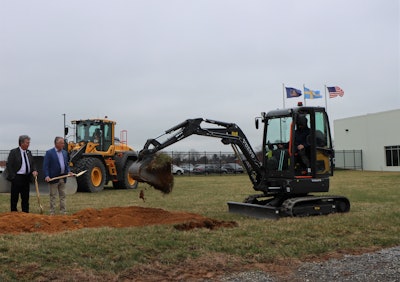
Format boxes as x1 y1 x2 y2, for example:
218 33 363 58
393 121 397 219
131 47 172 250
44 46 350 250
0 170 399 280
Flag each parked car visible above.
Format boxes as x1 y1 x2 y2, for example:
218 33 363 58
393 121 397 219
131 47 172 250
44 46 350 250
180 163 194 173
171 164 184 175
192 164 228 175
222 163 244 174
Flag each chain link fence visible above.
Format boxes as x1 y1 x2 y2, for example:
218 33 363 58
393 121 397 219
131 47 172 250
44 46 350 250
0 150 46 169
1 149 364 172
0 150 243 175
164 151 245 175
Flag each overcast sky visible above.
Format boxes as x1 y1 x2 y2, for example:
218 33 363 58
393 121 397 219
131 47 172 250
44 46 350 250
1 0 399 153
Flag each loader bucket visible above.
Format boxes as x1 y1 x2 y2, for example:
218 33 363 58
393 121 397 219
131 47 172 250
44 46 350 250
0 156 77 195
129 154 173 194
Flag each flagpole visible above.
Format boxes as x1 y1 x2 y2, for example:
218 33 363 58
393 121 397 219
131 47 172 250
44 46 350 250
303 84 306 106
324 85 328 113
282 83 285 109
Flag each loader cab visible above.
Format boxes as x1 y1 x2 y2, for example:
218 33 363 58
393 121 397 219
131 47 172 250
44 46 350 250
263 107 333 179
72 119 114 152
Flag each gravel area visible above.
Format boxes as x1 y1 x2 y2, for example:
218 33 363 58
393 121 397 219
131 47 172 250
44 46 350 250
218 246 400 282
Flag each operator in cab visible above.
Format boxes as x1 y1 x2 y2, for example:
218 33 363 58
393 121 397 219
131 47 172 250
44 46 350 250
294 115 311 173
92 129 101 143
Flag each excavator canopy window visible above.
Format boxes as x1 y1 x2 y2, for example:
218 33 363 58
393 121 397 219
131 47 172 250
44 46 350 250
266 116 292 148
314 111 333 175
265 116 292 172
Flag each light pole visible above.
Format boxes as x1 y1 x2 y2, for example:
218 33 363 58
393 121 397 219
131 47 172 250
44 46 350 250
63 113 66 139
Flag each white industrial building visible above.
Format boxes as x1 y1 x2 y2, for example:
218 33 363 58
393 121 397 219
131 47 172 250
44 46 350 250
333 109 400 171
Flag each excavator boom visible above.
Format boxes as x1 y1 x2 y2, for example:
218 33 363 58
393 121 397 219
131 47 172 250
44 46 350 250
129 118 264 191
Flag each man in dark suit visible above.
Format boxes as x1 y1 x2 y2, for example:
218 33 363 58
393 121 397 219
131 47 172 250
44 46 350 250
43 136 73 215
6 135 38 213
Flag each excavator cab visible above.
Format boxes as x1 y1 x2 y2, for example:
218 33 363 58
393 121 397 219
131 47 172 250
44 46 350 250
263 107 334 180
230 106 349 218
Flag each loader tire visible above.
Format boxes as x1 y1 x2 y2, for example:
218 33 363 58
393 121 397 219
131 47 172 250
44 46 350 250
75 157 106 193
113 160 138 189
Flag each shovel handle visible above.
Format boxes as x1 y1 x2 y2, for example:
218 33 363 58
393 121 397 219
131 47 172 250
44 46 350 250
48 170 86 182
34 175 44 214
48 174 71 182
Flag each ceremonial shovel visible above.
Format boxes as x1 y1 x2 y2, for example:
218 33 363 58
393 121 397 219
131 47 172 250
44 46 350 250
34 175 44 214
48 170 87 182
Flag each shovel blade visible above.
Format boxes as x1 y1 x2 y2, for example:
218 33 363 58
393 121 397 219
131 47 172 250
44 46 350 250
75 170 87 177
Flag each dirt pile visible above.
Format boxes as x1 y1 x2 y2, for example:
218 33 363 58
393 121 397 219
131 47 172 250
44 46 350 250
0 206 237 234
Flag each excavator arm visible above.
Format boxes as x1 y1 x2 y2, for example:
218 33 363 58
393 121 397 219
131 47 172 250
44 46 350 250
130 118 264 189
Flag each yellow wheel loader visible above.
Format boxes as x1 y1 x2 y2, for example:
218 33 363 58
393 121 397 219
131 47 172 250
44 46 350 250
65 118 138 192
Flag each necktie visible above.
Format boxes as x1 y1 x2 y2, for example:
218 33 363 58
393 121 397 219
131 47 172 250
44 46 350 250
23 151 30 174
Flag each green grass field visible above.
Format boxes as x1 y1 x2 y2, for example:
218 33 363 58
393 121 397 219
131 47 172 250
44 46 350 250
0 170 399 280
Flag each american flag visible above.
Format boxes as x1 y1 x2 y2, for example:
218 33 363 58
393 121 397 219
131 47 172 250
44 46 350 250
327 86 344 98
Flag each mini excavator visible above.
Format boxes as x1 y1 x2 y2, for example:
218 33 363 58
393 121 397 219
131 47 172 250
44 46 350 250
130 105 350 219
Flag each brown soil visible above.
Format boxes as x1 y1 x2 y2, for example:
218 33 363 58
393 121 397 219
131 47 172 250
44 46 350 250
0 207 381 281
0 206 244 281
0 206 237 234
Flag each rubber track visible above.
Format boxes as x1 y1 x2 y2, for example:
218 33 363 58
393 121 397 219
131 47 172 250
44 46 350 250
281 195 350 217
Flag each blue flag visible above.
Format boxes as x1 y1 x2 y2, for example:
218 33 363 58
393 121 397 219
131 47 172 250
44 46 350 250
285 87 302 98
304 87 322 99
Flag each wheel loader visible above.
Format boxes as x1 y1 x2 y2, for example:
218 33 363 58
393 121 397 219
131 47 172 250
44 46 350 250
129 105 350 219
65 118 138 192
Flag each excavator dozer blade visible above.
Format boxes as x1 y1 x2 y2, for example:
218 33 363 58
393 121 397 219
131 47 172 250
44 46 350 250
129 155 173 194
227 201 281 219
0 156 77 195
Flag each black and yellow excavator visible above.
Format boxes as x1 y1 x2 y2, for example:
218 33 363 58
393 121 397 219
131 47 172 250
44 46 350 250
129 105 350 219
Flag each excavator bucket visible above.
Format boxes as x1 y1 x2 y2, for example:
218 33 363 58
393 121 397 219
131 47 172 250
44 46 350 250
129 154 173 194
0 156 77 195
